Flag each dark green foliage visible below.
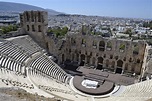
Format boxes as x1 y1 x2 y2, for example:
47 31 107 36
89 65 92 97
119 44 125 50
47 27 68 37
143 21 152 29
124 28 132 37
0 25 17 34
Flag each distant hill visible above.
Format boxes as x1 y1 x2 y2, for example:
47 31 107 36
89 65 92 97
0 1 64 15
46 9 64 15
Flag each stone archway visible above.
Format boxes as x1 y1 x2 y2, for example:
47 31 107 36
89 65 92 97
116 60 123 74
99 41 105 51
27 25 30 31
80 54 85 66
117 60 123 68
46 42 49 51
97 57 103 70
61 54 65 63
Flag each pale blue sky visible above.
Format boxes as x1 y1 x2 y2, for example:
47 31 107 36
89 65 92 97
0 0 152 19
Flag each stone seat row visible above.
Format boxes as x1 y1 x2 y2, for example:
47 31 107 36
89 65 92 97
28 69 72 91
27 70 86 100
0 41 28 63
0 54 24 73
29 54 69 83
0 36 45 74
119 79 152 97
10 36 43 55
25 36 42 50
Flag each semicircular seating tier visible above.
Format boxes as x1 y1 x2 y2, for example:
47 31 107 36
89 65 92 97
0 35 70 83
1 35 152 101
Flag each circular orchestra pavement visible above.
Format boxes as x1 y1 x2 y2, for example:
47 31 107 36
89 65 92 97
73 67 135 95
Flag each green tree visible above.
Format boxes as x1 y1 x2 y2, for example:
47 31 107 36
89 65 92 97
143 21 152 29
125 28 132 37
0 25 18 34
47 27 68 37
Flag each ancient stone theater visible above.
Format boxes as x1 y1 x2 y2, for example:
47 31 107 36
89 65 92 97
0 11 152 101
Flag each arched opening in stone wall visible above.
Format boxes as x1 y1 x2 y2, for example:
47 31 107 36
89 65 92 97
80 54 85 66
71 38 76 46
115 56 118 60
119 44 125 52
27 25 29 31
26 12 29 21
86 56 90 64
103 54 106 58
116 60 123 74
99 41 105 51
123 57 126 61
106 41 112 50
129 58 132 62
32 25 35 31
38 12 41 22
117 60 123 68
31 11 34 22
136 59 140 63
81 39 86 47
110 55 113 59
62 54 65 63
69 49 71 53
92 40 97 48
46 42 49 51
97 57 103 70
38 25 41 32
133 44 139 55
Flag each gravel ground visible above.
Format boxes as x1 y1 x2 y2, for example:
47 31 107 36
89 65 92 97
0 87 60 101
0 92 26 101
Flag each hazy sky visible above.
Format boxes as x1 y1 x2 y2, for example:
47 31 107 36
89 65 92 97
0 0 152 19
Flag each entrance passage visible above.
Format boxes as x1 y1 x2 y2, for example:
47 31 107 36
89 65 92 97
97 64 103 70
80 54 85 66
115 68 122 74
80 61 85 66
97 57 103 70
99 41 105 51
116 60 123 74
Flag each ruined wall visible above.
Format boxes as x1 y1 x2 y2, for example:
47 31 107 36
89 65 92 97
20 11 147 75
144 46 152 75
54 32 147 75
20 11 48 48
